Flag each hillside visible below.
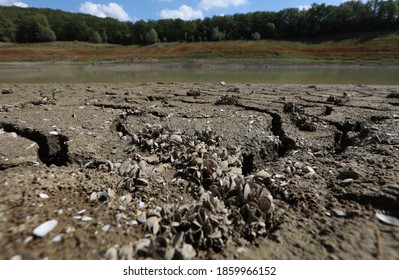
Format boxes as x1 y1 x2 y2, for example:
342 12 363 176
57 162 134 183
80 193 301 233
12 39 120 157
0 32 399 64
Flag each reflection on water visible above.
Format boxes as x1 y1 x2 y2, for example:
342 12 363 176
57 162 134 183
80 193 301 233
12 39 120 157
0 64 398 85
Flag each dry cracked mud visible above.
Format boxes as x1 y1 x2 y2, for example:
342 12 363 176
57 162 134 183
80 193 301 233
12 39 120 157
1 82 399 260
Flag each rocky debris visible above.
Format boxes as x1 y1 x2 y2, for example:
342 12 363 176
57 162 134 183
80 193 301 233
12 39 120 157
327 93 349 105
386 92 399 99
215 95 239 105
1 88 13 94
283 102 317 132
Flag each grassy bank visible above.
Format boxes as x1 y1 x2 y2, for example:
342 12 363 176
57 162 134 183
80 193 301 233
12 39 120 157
1 32 399 64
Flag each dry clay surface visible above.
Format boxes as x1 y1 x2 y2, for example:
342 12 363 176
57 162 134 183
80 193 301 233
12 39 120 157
1 82 399 260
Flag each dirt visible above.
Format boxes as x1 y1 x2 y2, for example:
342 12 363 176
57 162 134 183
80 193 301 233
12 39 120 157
1 81 399 260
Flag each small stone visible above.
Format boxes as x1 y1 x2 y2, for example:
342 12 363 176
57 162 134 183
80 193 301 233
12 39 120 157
10 255 22 260
302 166 315 174
49 131 59 136
32 220 58 237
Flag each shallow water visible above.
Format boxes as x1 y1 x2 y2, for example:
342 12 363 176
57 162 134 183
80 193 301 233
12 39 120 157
1 64 398 85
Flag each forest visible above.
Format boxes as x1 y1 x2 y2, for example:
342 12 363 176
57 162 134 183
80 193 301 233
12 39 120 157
0 0 398 45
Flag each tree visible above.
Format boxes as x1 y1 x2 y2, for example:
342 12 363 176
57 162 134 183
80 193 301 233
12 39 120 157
15 14 56 42
212 27 225 41
251 32 261 40
145 28 159 44
89 30 102 43
0 14 16 42
265 22 275 38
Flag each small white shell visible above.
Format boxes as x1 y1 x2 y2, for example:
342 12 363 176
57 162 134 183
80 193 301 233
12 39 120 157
33 220 58 237
376 212 399 227
39 193 49 199
102 225 111 232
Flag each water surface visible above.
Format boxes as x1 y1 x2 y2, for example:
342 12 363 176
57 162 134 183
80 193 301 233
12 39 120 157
0 63 398 85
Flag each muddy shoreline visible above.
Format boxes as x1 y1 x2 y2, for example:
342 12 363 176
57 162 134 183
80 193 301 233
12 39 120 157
2 60 399 71
1 82 399 260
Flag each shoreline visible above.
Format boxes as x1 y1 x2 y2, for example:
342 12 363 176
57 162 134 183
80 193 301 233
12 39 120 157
1 59 399 71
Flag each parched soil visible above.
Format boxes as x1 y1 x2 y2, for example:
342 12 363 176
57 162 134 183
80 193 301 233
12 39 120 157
1 82 398 260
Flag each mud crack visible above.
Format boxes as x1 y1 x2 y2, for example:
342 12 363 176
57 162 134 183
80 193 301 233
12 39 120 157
235 104 297 156
0 122 70 166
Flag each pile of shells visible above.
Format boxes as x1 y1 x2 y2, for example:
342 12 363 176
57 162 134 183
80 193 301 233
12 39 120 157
186 89 201 97
114 123 275 259
215 95 239 105
1 88 13 94
327 94 349 105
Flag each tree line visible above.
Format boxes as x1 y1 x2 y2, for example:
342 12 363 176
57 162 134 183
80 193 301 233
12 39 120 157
0 0 398 44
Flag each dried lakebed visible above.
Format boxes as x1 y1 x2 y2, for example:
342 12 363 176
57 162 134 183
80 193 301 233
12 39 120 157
0 82 399 260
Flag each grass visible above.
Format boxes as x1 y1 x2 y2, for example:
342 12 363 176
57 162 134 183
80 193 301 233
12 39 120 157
1 32 399 64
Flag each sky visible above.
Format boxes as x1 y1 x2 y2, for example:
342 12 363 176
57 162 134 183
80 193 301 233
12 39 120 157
0 0 354 22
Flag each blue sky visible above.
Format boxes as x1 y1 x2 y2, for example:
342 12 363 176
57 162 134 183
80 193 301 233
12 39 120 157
0 0 351 21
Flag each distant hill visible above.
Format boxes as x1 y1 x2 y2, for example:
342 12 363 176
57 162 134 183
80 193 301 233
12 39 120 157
0 1 398 45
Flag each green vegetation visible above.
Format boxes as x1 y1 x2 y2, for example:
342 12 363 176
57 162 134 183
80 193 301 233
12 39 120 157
0 0 398 44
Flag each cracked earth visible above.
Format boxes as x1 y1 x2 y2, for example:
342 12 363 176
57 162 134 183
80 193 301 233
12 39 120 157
1 82 399 259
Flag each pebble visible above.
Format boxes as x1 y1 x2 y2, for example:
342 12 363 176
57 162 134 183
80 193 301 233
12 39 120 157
32 220 58 237
49 131 59 136
10 255 22 260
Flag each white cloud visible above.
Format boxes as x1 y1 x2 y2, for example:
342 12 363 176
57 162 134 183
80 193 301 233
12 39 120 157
298 5 311 11
0 0 28 8
199 0 248 11
79 2 131 21
159 5 203 20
